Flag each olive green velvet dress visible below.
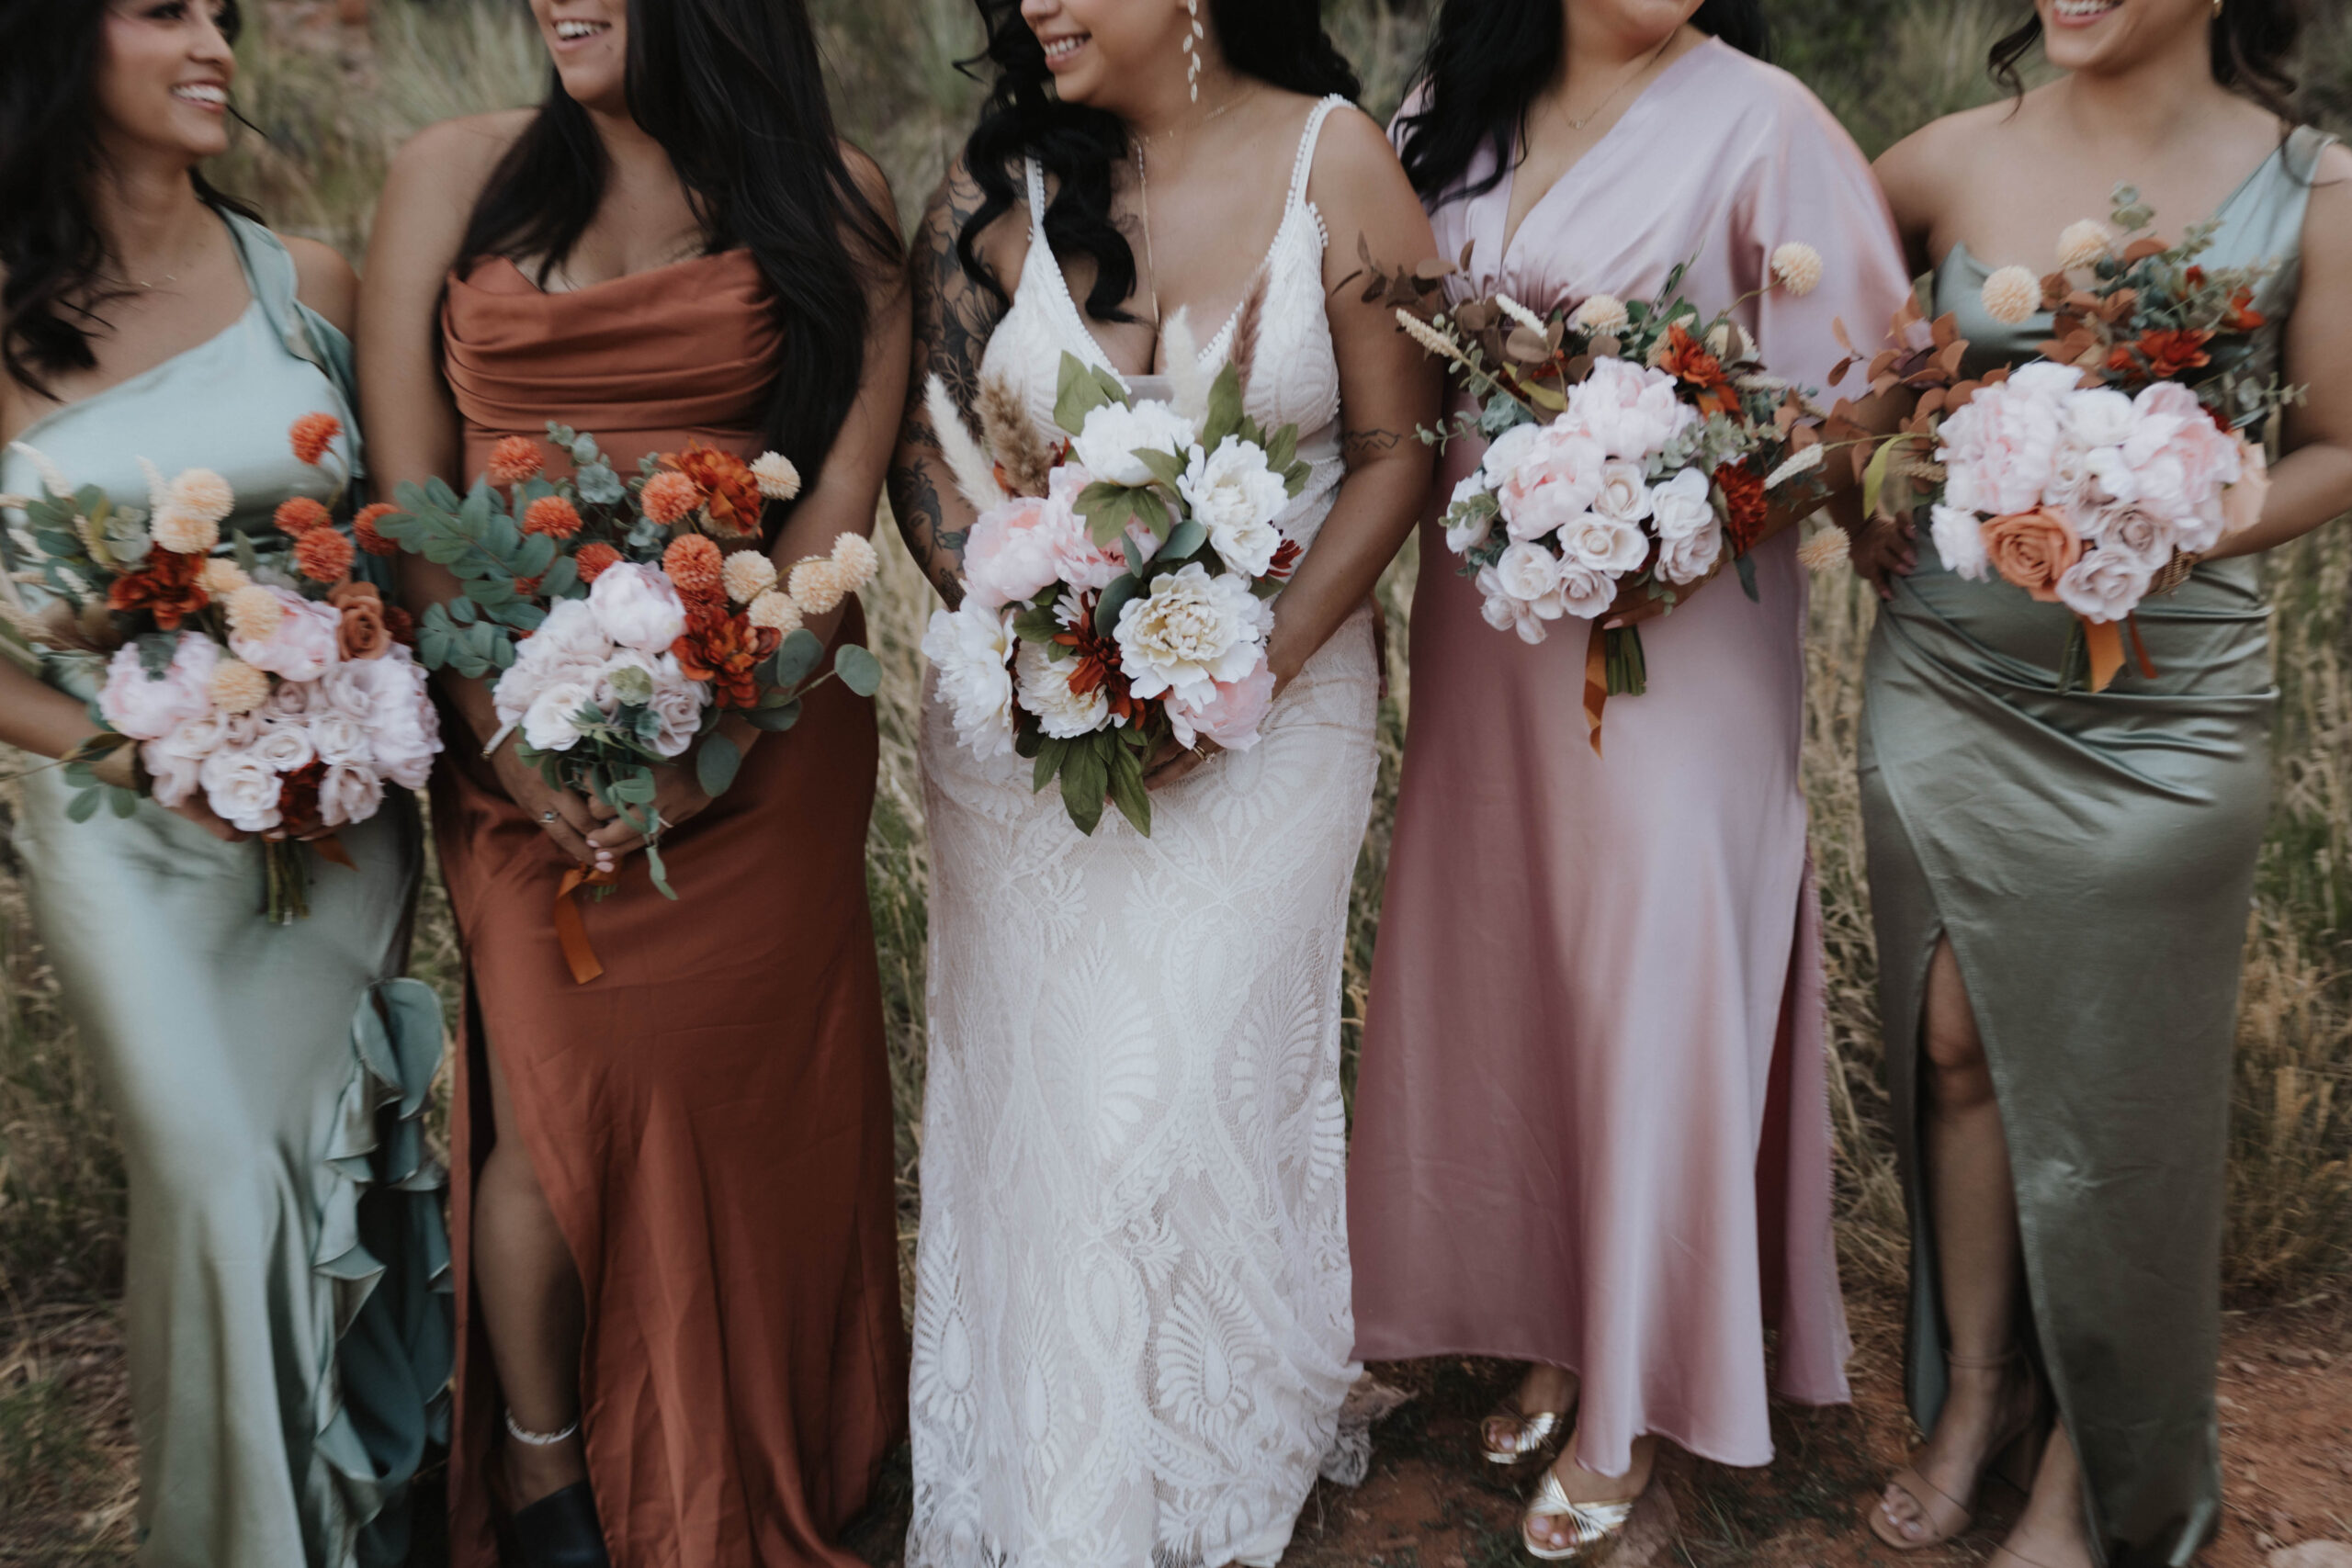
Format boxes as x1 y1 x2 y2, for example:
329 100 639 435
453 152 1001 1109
1858 127 2335 1567
0 213 450 1567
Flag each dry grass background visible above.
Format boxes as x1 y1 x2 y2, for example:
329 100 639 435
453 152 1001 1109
2 0 2348 1555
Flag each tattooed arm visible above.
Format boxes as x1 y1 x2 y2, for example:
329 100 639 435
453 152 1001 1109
889 158 1012 608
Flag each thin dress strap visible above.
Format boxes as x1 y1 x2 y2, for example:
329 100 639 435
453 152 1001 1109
1283 96 1350 214
1023 158 1050 246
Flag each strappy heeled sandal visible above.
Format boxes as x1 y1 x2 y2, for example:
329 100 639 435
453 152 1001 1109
1520 1463 1638 1564
1867 1349 2047 1552
1482 1389 1573 1468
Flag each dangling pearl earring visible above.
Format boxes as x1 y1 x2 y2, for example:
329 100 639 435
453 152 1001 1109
1182 0 1203 103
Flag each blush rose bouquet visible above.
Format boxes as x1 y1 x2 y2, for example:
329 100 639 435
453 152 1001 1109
919 334 1307 836
1368 245 1843 750
372 423 880 910
1 414 439 921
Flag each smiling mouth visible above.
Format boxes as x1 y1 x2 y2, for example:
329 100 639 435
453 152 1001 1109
171 84 228 109
2051 0 2120 22
1039 34 1089 65
552 17 612 41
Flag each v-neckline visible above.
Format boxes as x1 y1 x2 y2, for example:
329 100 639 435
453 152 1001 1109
1493 37 1716 265
1938 137 2289 281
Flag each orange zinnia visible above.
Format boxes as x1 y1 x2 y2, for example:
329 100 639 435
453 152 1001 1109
666 441 765 536
487 434 543 485
663 533 725 602
275 496 332 536
574 542 624 583
523 494 584 538
351 502 400 557
294 526 356 584
641 471 701 528
288 412 343 468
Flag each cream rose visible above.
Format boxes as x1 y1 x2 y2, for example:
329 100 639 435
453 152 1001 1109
199 745 283 833
319 764 385 829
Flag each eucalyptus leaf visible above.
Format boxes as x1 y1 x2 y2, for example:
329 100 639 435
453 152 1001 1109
746 699 802 732
65 788 100 824
696 732 741 798
447 597 479 626
833 643 882 696
1093 575 1140 638
539 556 581 600
771 626 823 686
577 463 626 506
107 786 137 819
1160 519 1206 564
643 838 677 900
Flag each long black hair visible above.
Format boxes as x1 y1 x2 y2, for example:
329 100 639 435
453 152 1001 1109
1991 0 2305 119
955 0 1361 322
1396 1 1768 205
458 0 899 494
0 0 259 398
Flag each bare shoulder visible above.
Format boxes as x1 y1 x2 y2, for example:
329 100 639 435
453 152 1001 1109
1876 101 2009 202
1305 102 1418 209
2301 136 2352 253
279 234 358 333
837 139 897 217
382 108 533 217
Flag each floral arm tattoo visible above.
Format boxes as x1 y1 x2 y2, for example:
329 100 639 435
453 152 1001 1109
889 164 1007 609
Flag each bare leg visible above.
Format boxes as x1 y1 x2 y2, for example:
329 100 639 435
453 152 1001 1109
475 1040 589 1508
1998 1424 2096 1567
1875 939 2039 1542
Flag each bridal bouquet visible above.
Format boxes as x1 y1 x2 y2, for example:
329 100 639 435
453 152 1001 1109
1370 245 1838 749
1915 188 2279 689
2 414 438 921
922 340 1306 835
375 424 881 909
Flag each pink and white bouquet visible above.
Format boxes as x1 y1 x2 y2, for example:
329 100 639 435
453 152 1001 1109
1370 248 1838 748
3 414 438 920
921 341 1306 835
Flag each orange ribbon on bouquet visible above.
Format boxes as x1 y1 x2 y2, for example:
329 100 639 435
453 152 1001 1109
1582 619 1609 757
311 833 356 871
554 864 618 985
2076 613 2158 694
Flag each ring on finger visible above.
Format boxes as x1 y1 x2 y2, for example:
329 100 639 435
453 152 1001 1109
540 809 560 825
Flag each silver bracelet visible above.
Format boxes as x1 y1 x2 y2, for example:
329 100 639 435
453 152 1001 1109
505 1409 581 1447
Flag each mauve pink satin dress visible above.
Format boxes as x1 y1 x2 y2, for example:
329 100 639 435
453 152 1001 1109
1348 39 1912 1476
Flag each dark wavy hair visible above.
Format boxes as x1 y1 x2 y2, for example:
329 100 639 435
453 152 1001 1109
954 0 1361 322
1396 1 1768 205
458 0 899 496
1991 0 2304 118
0 0 259 398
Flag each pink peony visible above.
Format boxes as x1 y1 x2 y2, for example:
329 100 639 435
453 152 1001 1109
229 587 341 682
1563 358 1694 461
1939 379 2064 517
1495 426 1610 543
98 632 218 740
964 491 1083 610
1168 660 1275 751
2126 380 2240 525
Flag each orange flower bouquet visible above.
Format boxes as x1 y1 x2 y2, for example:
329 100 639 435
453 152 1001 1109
373 423 880 910
1 413 438 920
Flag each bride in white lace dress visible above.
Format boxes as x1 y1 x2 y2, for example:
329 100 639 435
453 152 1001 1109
886 1 1437 1562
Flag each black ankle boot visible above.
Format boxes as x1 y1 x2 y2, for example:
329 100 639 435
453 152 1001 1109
511 1482 612 1568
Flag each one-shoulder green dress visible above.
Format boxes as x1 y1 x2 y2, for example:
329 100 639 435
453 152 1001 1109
0 213 451 1568
1858 128 2335 1567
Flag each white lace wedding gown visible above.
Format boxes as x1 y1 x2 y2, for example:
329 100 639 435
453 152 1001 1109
908 96 1378 1568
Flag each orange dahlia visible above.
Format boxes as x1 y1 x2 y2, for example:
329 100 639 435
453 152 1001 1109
672 611 778 710
574 542 624 583
351 502 400 557
641 471 701 528
288 412 343 467
294 526 356 584
275 495 332 536
666 441 764 536
487 434 544 485
1713 460 1769 554
663 533 725 602
523 494 584 538
107 547 209 630
1657 322 1736 417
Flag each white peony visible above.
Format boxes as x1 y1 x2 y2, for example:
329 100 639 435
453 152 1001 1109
1014 641 1111 738
2054 546 2154 624
587 562 687 652
1112 561 1269 706
348 648 438 789
319 764 385 829
1565 357 1693 461
199 744 283 833
2064 388 2136 450
922 598 1018 758
1930 503 1990 579
521 678 599 752
1647 467 1716 541
1180 435 1289 577
1069 398 1197 488
1553 510 1650 575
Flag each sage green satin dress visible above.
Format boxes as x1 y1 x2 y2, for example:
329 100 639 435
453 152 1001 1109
1858 128 2335 1567
0 213 451 1568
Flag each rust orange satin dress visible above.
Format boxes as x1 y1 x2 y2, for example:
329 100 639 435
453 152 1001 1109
434 252 907 1567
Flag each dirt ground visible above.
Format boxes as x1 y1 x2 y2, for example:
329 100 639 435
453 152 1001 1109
16 1286 2336 1565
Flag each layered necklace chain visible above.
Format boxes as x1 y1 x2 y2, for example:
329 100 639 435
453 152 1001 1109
1131 86 1241 331
1554 30 1680 133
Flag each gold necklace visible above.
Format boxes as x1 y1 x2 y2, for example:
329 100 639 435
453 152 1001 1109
1133 88 1242 329
1556 31 1679 132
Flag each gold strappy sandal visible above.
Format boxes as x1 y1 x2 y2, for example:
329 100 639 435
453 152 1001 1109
1867 1349 2046 1552
1520 1465 1637 1563
1481 1393 1571 1468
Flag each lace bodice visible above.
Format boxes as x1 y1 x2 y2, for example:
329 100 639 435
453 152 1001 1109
979 95 1349 552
